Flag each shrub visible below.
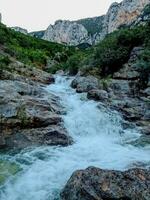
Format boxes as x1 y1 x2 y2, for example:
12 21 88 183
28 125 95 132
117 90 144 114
0 23 77 69
92 25 149 76
0 55 11 77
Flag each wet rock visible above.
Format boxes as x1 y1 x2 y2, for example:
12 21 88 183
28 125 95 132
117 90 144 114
130 135 150 147
5 126 73 149
61 167 150 200
71 76 99 93
56 70 65 76
0 160 21 185
0 79 71 149
87 89 109 102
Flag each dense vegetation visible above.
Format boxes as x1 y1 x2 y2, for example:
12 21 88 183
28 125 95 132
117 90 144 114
93 24 150 76
0 23 76 70
0 6 150 85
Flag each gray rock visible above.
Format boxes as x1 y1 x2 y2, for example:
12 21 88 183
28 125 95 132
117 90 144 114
129 47 144 63
5 126 73 149
71 76 99 93
143 87 150 96
113 63 140 80
43 20 89 46
0 80 72 149
61 167 150 200
42 0 149 45
87 89 109 102
109 79 131 95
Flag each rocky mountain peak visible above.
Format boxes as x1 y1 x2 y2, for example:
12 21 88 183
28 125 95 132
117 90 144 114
104 0 150 34
43 20 88 46
43 0 149 46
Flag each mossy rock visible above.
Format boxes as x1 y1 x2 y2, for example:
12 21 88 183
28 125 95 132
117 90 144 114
0 160 21 185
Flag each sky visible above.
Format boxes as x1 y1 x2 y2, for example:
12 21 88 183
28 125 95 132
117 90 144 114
0 0 122 32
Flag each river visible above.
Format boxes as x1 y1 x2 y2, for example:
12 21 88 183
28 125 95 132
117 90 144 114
0 76 149 200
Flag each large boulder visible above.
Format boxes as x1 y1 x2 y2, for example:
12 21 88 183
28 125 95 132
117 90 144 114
87 89 109 102
71 76 99 93
0 80 72 149
5 125 73 149
61 167 150 200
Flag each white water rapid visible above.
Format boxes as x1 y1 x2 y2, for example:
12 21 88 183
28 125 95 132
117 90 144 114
0 76 150 200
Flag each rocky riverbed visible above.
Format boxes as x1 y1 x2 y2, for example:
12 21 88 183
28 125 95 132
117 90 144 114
0 75 149 199
71 47 150 138
0 61 72 149
0 48 150 199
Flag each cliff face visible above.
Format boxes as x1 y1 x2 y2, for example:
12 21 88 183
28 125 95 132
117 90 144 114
7 0 149 45
43 20 89 46
43 0 149 45
42 18 105 46
104 0 150 34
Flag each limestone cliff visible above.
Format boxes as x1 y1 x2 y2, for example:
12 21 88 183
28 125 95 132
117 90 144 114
43 0 149 45
103 0 150 35
43 20 89 46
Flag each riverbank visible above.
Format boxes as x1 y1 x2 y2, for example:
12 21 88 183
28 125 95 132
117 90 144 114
0 76 149 200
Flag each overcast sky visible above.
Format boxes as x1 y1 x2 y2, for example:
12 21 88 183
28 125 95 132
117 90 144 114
0 0 122 32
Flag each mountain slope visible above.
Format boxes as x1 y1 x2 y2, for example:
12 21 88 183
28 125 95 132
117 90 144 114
0 23 76 71
42 0 149 45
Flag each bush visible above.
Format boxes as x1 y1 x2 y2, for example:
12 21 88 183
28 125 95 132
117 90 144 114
0 23 77 69
0 55 11 77
92 25 149 76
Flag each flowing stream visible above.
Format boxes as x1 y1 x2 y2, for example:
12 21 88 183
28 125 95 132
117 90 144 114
0 76 150 200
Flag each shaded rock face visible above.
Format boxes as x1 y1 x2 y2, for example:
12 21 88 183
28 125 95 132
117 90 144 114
61 167 150 200
43 0 149 45
0 79 72 149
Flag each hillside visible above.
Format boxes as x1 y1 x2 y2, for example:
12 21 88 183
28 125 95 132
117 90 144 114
0 0 150 198
0 23 76 72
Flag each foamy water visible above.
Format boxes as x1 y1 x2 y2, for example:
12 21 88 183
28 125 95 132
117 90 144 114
0 76 149 200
